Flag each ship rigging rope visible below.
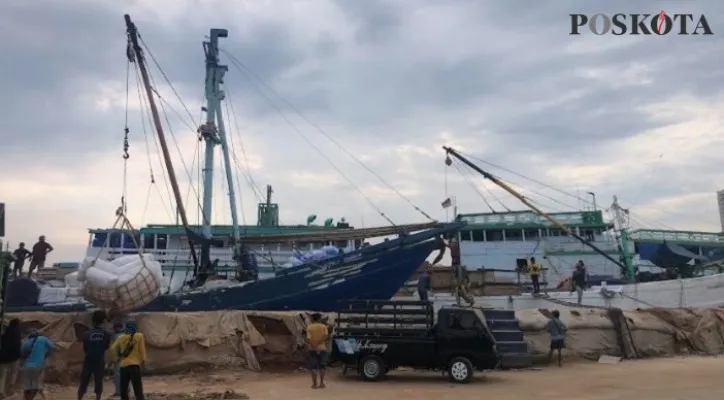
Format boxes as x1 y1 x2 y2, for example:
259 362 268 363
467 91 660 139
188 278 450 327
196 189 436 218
221 48 435 223
138 35 198 128
454 152 586 213
130 36 210 224
89 207 149 279
131 59 174 221
455 159 571 214
223 93 249 225
223 83 264 202
458 150 711 228
139 32 268 227
154 84 206 221
451 161 499 213
224 57 395 227
136 26 206 219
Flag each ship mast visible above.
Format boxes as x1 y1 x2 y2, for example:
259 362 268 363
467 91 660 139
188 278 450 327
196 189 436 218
198 28 241 243
124 14 199 268
443 146 630 274
610 196 636 283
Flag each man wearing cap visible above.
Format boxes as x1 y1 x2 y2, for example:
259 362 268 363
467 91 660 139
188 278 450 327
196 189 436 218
110 320 147 400
20 329 55 400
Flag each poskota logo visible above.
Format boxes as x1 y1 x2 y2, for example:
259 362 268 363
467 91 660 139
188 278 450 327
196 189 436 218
570 11 713 35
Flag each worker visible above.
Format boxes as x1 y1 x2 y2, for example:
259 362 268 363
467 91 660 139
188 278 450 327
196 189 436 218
11 243 32 277
546 310 567 367
0 319 22 398
111 322 125 397
77 311 111 400
20 329 55 400
448 234 461 267
417 263 431 301
110 320 147 400
453 264 475 306
445 234 472 306
28 236 53 277
305 313 329 389
431 235 446 265
571 262 587 305
529 257 542 294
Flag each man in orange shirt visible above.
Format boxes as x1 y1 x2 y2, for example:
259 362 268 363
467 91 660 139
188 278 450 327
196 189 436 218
305 313 329 389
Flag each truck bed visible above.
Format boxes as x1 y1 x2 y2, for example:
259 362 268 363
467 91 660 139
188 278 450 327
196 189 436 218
334 299 434 337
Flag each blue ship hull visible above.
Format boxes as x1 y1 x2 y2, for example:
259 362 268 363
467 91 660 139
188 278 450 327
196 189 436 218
7 224 460 313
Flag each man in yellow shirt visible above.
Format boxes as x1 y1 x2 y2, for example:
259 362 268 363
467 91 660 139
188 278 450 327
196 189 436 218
305 313 329 389
529 256 542 294
109 320 147 400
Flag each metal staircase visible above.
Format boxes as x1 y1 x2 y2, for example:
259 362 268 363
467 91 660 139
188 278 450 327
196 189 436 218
483 309 533 369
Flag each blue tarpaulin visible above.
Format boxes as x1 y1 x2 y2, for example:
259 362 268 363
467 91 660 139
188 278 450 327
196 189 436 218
647 242 708 269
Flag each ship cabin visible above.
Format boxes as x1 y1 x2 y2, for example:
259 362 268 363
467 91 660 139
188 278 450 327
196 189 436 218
85 222 363 276
458 209 724 284
458 210 619 282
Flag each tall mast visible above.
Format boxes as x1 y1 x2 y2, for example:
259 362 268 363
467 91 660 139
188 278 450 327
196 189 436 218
610 196 636 283
124 14 198 267
443 146 628 273
199 28 241 242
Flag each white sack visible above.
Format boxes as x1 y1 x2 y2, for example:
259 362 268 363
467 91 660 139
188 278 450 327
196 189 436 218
77 257 97 281
81 252 164 312
85 268 118 288
37 287 68 304
112 254 142 269
64 271 79 288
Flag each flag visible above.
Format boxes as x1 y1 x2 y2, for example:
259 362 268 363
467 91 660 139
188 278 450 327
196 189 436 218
441 198 452 208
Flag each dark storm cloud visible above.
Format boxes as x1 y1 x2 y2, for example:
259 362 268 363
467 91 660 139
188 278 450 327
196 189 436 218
0 0 314 156
333 0 406 45
0 1 120 155
243 0 724 150
2 0 724 174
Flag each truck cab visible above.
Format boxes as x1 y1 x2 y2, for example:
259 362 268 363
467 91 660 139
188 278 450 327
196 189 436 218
330 300 500 383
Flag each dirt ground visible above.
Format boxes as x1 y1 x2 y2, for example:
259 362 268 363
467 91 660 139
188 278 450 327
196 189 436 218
38 356 724 400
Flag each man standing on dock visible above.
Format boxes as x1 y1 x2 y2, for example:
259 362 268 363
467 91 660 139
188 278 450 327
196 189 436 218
77 311 111 400
110 320 147 400
417 264 431 301
529 257 542 295
20 328 55 400
546 310 567 367
571 262 587 305
305 313 329 389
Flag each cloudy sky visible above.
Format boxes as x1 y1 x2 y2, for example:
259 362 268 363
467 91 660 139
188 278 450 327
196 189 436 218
2 0 723 263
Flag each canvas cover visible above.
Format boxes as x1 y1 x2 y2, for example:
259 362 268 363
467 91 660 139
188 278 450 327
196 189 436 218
7 307 724 383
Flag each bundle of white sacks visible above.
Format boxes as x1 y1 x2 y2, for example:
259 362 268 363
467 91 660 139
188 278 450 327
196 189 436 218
77 253 164 311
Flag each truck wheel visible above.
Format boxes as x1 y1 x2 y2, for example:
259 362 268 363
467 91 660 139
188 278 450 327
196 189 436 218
359 355 385 381
448 356 474 384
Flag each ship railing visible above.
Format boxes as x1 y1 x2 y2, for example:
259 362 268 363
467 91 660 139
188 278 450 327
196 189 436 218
543 239 619 254
88 247 298 270
628 229 724 243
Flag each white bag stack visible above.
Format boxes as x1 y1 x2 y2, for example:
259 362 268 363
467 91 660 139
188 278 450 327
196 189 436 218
77 253 164 311
64 271 80 288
